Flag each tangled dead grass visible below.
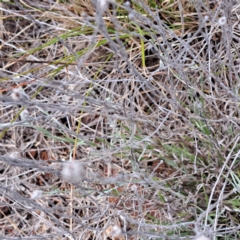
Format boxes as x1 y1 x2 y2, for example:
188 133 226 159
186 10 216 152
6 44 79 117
0 0 240 239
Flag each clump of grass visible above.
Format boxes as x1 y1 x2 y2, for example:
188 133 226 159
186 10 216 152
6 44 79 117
0 0 240 239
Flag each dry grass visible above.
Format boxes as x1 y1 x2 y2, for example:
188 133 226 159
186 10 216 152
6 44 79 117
0 0 240 239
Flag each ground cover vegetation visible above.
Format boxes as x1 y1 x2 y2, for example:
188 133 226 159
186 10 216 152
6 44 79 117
0 0 240 239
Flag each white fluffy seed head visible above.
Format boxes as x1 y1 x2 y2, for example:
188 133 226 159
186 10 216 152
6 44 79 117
97 0 108 12
20 109 30 121
96 0 115 13
203 15 209 22
124 1 130 7
8 152 20 158
61 161 86 183
195 235 210 240
218 16 226 26
11 88 29 101
131 184 138 192
31 190 43 199
111 225 122 237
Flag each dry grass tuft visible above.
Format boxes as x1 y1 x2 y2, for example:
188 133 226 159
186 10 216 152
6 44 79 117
1 0 240 239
